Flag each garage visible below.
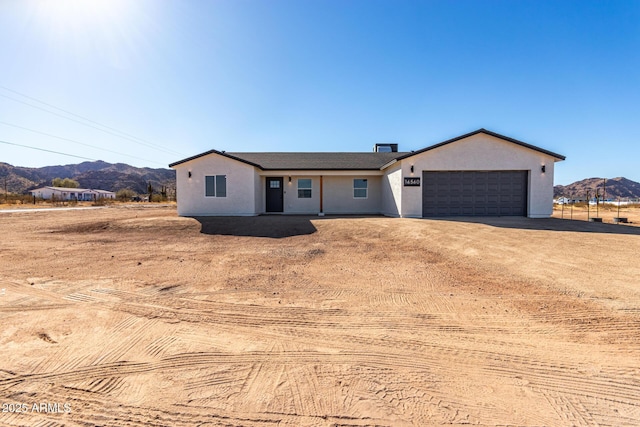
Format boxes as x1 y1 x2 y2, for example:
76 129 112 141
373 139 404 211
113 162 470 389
422 170 528 217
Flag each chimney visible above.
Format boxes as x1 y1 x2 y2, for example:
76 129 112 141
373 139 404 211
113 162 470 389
374 143 398 153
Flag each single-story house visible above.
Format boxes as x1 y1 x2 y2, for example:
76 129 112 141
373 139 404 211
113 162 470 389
169 129 565 218
30 186 116 201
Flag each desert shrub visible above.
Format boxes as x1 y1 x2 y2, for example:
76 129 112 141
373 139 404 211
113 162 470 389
1 194 36 205
116 188 137 201
92 197 115 206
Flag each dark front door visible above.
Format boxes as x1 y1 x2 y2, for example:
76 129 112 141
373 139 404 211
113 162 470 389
266 177 284 212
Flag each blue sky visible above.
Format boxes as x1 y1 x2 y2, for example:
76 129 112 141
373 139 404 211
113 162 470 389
0 0 638 185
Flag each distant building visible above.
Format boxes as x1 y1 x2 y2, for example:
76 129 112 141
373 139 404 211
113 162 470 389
30 186 116 201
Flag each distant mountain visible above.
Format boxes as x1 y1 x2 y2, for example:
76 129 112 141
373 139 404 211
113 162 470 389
0 161 175 195
554 177 640 199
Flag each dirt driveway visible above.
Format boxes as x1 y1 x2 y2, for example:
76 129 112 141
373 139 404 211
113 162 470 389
1 205 639 426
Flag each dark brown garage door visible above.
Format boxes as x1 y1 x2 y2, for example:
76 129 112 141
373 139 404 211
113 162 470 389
422 171 528 217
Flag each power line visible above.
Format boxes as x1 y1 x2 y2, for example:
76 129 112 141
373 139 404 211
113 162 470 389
0 120 168 166
0 85 145 141
0 92 182 156
0 85 186 156
0 139 98 161
0 89 185 156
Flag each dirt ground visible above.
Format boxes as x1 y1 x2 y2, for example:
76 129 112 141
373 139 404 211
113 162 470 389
553 204 640 225
1 205 639 426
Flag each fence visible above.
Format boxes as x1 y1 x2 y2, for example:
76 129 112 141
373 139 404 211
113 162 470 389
555 195 639 224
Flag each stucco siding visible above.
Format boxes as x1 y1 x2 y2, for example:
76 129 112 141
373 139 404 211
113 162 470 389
381 163 402 217
174 154 257 216
323 176 382 214
254 173 263 215
398 133 557 218
281 176 321 214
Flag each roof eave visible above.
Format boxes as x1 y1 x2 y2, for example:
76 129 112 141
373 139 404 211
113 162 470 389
379 159 399 170
169 149 263 169
395 128 566 162
260 167 386 171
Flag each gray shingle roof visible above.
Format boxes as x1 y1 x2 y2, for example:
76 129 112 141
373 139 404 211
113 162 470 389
226 152 408 170
168 129 565 169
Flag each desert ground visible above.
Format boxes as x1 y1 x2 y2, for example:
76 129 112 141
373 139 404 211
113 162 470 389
552 203 640 224
1 205 639 426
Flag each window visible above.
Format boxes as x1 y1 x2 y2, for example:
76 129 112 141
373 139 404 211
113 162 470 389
298 179 312 198
205 175 227 197
354 179 368 198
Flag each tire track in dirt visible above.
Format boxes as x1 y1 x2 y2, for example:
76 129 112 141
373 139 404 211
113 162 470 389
62 293 96 303
144 335 179 358
102 289 640 412
184 365 250 391
85 375 125 394
110 297 512 339
0 351 428 392
95 285 640 416
485 364 640 405
32 351 91 377
110 314 139 333
1 388 293 427
89 318 159 366
246 321 640 412
0 280 72 311
540 389 594 426
0 360 151 392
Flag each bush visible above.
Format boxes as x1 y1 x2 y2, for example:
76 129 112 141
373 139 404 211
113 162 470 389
116 189 137 202
1 194 35 205
92 197 115 206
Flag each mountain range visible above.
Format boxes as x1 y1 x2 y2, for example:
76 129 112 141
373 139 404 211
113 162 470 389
1 160 639 200
554 177 640 199
0 161 175 195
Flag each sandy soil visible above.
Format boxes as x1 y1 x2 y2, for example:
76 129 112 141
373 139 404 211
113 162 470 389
553 204 640 225
1 205 639 426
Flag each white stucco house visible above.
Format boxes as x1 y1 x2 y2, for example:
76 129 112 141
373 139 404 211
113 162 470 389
169 129 565 218
30 186 116 201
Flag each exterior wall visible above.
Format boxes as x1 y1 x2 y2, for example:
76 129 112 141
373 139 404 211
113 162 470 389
398 133 558 218
174 154 257 216
323 175 382 214
31 188 56 199
381 162 402 217
282 176 321 214
254 173 262 215
254 171 385 215
30 187 114 201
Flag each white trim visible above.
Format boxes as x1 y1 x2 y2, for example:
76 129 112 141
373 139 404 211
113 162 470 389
260 170 384 176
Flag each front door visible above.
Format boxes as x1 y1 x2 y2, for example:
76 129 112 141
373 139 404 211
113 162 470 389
266 177 284 212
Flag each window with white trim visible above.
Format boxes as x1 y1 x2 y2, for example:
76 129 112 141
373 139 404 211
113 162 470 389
354 179 368 198
205 175 227 197
298 179 312 198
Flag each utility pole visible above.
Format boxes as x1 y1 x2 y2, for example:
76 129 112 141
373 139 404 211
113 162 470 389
4 176 7 205
603 178 606 205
